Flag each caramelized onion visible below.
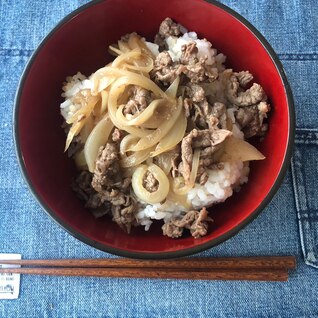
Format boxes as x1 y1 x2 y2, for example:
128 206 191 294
150 106 186 157
116 99 164 127
165 76 180 99
74 149 87 170
108 45 123 56
120 134 139 154
172 149 200 195
100 90 109 114
79 114 94 143
120 147 155 168
84 115 114 172
132 164 170 204
219 136 265 162
118 40 130 53
129 97 182 152
166 184 191 210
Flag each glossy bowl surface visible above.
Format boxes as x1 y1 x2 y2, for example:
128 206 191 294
14 0 294 258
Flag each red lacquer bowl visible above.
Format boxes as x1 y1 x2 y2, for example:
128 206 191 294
14 0 295 258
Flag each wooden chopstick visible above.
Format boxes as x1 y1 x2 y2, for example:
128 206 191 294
0 256 296 281
0 256 296 269
0 267 288 281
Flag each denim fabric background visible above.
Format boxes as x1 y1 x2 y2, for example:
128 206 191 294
1 0 318 317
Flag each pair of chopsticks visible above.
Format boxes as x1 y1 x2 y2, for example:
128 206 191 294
0 256 296 281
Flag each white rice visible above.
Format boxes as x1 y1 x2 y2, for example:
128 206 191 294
60 72 92 121
136 161 250 230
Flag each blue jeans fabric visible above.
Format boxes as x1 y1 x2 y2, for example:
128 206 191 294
1 0 318 317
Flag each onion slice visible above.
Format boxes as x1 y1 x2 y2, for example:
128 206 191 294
166 189 191 210
120 134 139 154
150 107 186 157
108 76 158 137
120 147 155 168
165 76 180 99
101 90 109 114
219 136 265 162
74 149 87 170
132 164 170 204
172 149 201 195
116 99 164 127
129 97 182 152
189 149 201 185
84 114 114 172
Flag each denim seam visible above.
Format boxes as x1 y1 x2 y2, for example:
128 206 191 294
291 152 308 211
290 160 318 268
278 53 318 60
291 131 318 269
299 212 318 218
295 128 318 133
295 129 318 144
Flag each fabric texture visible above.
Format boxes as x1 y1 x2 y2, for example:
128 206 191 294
0 0 318 317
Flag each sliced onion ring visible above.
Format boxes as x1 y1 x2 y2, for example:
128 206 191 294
132 164 170 204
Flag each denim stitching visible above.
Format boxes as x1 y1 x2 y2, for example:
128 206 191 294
291 158 318 268
278 53 318 60
292 130 318 268
291 151 308 211
295 129 318 143
295 140 318 145
298 212 318 219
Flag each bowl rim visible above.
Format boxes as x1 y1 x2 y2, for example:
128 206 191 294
13 0 295 259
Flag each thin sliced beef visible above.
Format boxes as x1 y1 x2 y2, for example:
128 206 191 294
210 102 227 129
112 128 125 143
162 207 212 238
151 51 183 86
72 170 94 202
91 143 122 192
123 86 152 116
180 128 231 184
183 83 228 130
91 203 112 218
193 101 212 129
192 100 225 130
88 142 138 232
184 83 205 103
159 17 182 37
196 161 225 185
180 42 218 84
235 102 270 138
151 42 218 86
72 171 111 217
111 198 138 234
142 171 159 193
236 71 254 87
226 72 266 107
154 17 183 50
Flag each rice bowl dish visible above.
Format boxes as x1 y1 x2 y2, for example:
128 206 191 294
60 18 270 239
